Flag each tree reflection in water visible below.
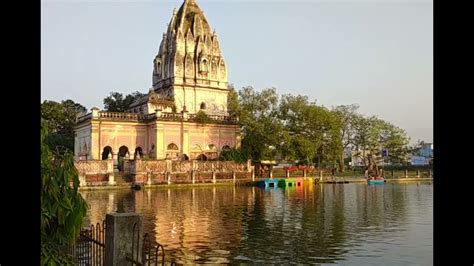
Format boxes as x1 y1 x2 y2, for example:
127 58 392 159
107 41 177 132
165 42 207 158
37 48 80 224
80 182 432 264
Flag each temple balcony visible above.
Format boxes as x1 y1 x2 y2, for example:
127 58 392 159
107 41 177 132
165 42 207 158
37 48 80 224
76 110 238 125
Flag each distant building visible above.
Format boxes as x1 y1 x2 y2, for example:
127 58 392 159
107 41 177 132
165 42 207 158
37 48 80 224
410 142 433 166
418 143 433 158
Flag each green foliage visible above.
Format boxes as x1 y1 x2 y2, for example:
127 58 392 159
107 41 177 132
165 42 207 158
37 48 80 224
229 86 410 168
237 87 283 161
332 104 359 171
277 94 341 165
41 99 87 154
195 110 212 124
41 118 89 265
103 91 146 112
227 86 240 118
219 148 249 163
351 115 410 171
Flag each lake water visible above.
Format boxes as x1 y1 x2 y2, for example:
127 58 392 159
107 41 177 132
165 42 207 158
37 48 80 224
81 182 433 265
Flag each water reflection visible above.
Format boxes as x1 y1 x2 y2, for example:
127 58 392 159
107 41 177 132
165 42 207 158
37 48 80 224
81 183 432 264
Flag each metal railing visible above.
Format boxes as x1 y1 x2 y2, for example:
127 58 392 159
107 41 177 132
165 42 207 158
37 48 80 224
69 221 106 265
126 223 174 266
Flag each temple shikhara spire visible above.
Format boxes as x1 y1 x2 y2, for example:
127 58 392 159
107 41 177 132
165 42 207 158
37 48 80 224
74 0 240 164
152 0 228 115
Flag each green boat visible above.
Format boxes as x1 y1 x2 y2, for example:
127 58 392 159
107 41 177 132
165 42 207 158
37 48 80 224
367 179 385 185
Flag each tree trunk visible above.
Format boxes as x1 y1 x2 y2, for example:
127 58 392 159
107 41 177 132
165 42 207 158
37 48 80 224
367 154 380 177
339 152 345 173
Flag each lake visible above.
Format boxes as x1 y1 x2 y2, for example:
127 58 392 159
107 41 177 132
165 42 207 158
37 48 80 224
81 182 433 265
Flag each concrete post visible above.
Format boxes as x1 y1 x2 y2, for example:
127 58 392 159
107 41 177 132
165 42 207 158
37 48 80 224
233 171 236 183
269 168 273 179
146 172 152 186
105 213 143 266
247 159 252 172
107 157 116 186
192 170 195 184
212 171 216 184
165 159 172 173
113 152 119 171
319 170 323 181
79 173 87 187
91 107 100 118
285 169 290 178
167 172 171 185
251 170 255 181
303 169 307 178
405 169 408 178
417 170 420 178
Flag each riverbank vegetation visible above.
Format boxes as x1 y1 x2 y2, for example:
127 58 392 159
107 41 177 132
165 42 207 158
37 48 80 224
41 118 89 265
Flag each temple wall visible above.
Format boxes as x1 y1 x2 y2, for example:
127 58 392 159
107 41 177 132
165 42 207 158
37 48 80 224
173 86 229 115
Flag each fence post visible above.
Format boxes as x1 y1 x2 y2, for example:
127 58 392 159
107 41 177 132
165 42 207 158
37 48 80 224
78 172 87 187
405 169 408 178
233 171 236 183
212 171 216 184
192 170 195 184
285 169 290 178
429 169 432 178
303 169 307 178
251 169 255 181
391 169 394 178
108 156 116 186
105 213 143 266
247 159 251 173
146 172 152 186
167 172 171 185
417 170 420 178
269 168 273 179
319 170 323 181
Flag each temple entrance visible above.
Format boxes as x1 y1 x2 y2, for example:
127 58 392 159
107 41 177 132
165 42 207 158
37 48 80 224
196 154 208 161
166 143 179 160
134 147 143 159
118 146 129 171
101 146 113 160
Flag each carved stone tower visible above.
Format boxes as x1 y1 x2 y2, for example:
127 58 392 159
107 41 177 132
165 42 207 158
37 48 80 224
152 0 229 115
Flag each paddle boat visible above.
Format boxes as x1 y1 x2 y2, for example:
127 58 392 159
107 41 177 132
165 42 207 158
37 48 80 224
367 177 385 185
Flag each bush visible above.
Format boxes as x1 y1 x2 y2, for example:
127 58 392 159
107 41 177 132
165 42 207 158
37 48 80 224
41 118 89 265
219 148 249 163
195 110 212 124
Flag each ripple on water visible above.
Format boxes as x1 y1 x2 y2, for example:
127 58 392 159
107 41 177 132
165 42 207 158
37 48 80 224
81 183 432 264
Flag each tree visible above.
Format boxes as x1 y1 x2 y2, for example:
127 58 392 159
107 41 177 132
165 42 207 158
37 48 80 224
41 118 89 265
227 85 240 118
237 86 283 161
41 100 87 154
332 104 359 172
103 91 146 112
277 94 342 167
351 115 410 176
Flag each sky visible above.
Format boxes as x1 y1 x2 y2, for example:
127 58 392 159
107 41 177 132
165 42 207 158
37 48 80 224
41 0 432 144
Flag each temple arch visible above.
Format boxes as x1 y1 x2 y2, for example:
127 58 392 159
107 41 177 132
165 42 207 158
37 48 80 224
166 143 179 160
102 146 113 160
118 146 130 171
134 147 144 159
196 154 208 161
